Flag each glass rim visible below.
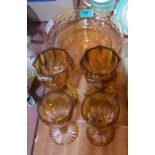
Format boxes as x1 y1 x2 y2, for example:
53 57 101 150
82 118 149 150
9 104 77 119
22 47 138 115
45 8 124 37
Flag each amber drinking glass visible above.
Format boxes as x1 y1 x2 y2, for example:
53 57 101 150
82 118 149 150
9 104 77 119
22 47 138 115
33 48 74 89
81 90 119 146
80 45 120 89
38 90 78 145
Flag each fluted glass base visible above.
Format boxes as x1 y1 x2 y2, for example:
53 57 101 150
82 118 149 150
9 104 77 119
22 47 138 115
86 126 115 146
50 122 78 145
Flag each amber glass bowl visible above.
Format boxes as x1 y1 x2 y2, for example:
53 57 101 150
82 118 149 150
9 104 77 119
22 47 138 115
44 8 123 66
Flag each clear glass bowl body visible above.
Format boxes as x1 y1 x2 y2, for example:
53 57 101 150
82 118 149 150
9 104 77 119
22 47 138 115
44 8 124 66
33 48 74 89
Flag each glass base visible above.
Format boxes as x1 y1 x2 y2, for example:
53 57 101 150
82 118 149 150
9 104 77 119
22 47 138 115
86 126 115 146
50 122 78 145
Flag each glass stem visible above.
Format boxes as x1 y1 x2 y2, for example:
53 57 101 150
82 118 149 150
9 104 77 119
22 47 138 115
59 125 68 134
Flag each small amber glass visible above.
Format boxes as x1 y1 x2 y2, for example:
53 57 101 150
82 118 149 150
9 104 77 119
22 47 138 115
81 90 120 146
38 90 78 145
33 48 75 89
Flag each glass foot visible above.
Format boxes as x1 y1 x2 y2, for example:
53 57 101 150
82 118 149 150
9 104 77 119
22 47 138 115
86 126 115 146
50 122 78 145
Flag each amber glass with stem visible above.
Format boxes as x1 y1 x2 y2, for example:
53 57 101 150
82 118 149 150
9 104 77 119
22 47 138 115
38 89 78 145
81 90 120 146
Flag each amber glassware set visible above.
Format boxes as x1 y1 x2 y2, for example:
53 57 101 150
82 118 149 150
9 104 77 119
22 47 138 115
32 8 123 146
33 45 121 146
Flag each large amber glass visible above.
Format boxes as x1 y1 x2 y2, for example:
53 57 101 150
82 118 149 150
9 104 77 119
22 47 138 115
33 48 74 89
80 45 120 88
